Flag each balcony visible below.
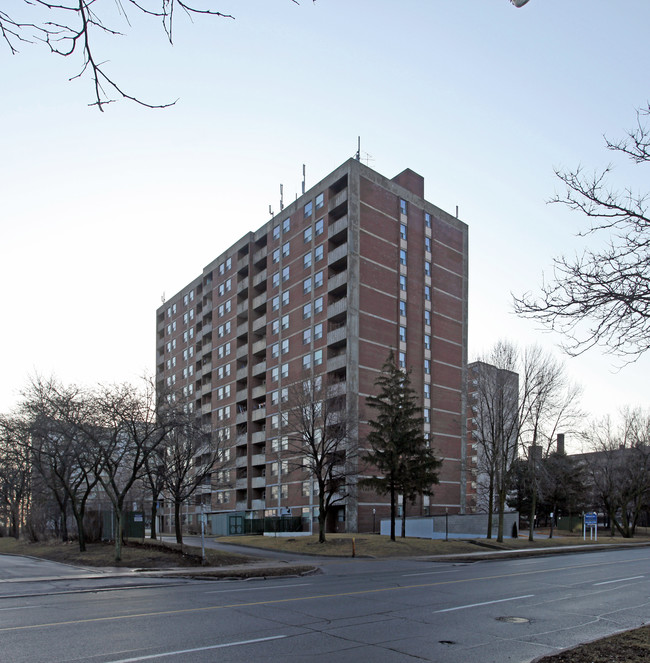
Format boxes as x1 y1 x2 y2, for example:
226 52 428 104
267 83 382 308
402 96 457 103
235 456 248 468
251 430 266 445
252 292 266 311
236 366 247 381
252 384 266 400
328 380 347 397
252 314 267 333
251 406 266 421
251 499 266 511
236 478 248 490
237 277 249 293
237 300 249 316
236 501 248 511
327 297 347 319
253 269 267 288
237 255 249 272
235 433 248 447
327 270 348 295
251 453 266 466
251 476 266 489
252 360 266 377
236 322 248 338
329 188 348 212
236 344 248 360
253 246 267 264
236 411 248 425
327 354 347 372
328 214 348 242
252 339 266 356
328 243 348 268
236 388 247 402
327 325 346 347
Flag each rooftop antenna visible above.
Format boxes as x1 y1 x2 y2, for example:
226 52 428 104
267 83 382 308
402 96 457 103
355 136 361 161
280 184 284 211
269 204 274 217
302 164 306 194
456 205 459 219
161 292 166 304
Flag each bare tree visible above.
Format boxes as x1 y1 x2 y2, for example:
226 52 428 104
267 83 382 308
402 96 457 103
1 1 314 110
283 376 353 543
85 379 170 562
0 417 32 539
472 343 582 542
581 409 650 538
19 376 102 551
514 104 650 362
162 415 229 545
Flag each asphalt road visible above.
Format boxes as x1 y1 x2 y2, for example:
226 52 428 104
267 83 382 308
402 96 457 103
1 547 649 662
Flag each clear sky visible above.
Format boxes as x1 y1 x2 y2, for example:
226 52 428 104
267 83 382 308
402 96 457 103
1 0 649 441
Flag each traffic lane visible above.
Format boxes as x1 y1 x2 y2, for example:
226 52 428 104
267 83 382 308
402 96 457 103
2 550 649 662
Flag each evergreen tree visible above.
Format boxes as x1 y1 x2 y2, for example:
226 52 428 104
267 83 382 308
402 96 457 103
361 352 441 541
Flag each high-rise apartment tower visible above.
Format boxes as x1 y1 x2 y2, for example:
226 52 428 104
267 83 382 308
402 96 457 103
156 158 469 534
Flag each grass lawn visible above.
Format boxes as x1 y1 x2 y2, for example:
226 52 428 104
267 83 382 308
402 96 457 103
0 536 256 568
216 531 650 558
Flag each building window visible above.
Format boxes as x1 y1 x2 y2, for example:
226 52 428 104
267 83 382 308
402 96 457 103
398 351 406 369
399 249 407 266
302 481 311 497
303 302 311 319
272 248 280 264
282 266 290 282
303 354 311 370
424 359 431 374
272 272 280 288
424 383 431 400
315 192 324 210
281 314 289 330
314 297 323 314
272 296 280 312
282 241 290 258
399 326 406 343
425 260 431 276
400 198 407 215
273 225 280 240
314 349 323 366
315 218 324 236
424 408 431 424
400 223 407 240
282 291 290 307
424 310 431 326
315 245 324 262
281 387 289 402
399 300 407 317
271 367 279 382
424 333 431 350
425 285 431 301
304 201 313 218
314 270 323 288
303 328 311 345
281 363 289 379
282 217 290 233
304 226 312 243
304 278 312 294
271 343 279 359
425 212 431 228
314 323 323 340
281 339 289 355
425 236 431 252
303 253 312 269
399 275 407 291
272 319 280 335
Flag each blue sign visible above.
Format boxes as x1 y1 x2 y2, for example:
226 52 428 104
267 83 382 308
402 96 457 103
584 512 598 526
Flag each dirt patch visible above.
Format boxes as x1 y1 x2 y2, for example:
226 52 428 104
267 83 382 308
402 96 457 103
0 537 256 568
536 624 650 663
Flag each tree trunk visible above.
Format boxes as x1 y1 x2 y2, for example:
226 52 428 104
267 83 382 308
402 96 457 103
389 484 396 542
150 494 159 540
73 508 86 552
401 498 406 538
318 490 326 543
528 484 537 542
114 510 123 563
496 488 506 543
549 503 555 539
486 473 495 539
174 499 183 544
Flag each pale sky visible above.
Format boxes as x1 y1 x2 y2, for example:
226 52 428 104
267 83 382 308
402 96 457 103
1 0 649 442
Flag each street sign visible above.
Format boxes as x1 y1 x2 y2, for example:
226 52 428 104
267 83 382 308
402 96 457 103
584 513 598 526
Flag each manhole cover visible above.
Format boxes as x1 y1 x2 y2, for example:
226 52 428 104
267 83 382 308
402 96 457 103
497 616 530 623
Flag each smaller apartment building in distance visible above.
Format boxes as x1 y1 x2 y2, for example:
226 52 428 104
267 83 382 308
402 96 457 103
467 361 520 514
156 158 470 534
